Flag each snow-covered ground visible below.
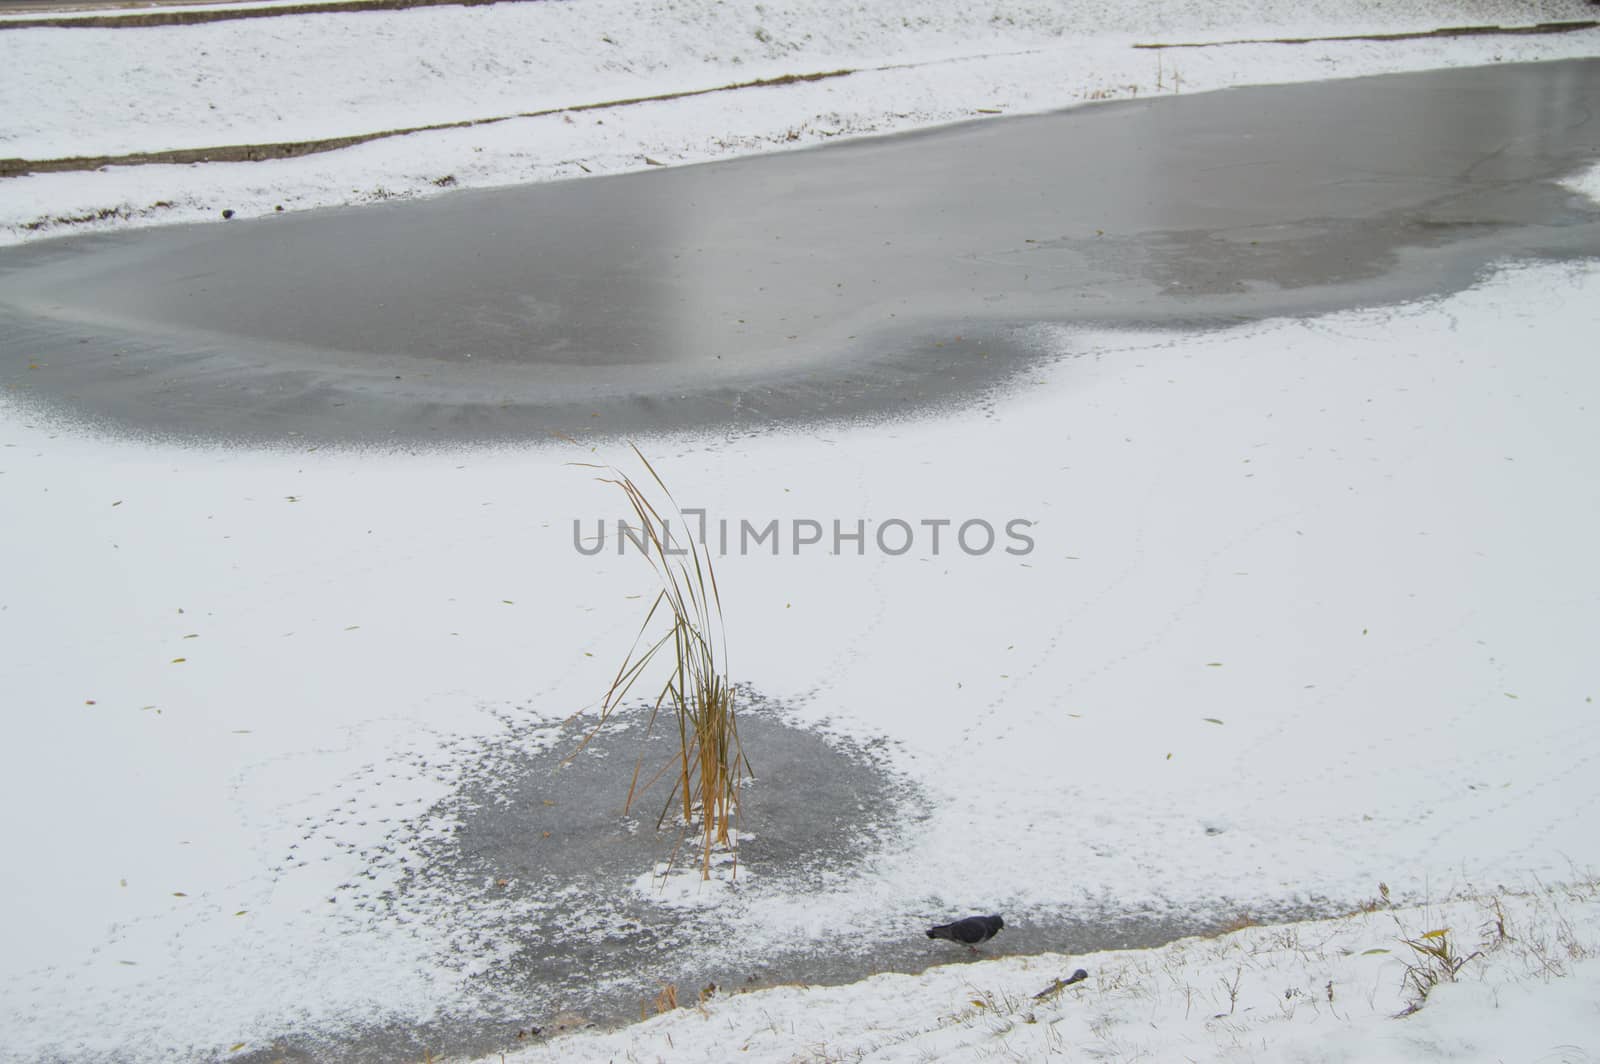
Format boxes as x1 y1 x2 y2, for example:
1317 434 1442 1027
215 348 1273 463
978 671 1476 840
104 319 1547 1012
2 0 1598 241
3 2 1600 1060
511 883 1600 1063
3 248 1599 1058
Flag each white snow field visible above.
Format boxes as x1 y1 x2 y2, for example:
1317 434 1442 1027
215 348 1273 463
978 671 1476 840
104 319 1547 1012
2 0 1599 241
2 246 1599 1058
3 1 1600 1059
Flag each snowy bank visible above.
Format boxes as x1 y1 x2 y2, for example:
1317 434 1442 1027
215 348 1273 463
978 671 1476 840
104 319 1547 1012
2 0 1598 241
505 883 1600 1063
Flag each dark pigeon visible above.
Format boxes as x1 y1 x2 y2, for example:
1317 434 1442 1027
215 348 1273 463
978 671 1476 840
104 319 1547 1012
926 914 1005 950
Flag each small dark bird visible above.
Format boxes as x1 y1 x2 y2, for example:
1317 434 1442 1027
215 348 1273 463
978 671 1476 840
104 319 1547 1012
926 914 1005 951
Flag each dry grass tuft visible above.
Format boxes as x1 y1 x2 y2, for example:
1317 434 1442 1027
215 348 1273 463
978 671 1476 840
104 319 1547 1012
569 445 749 880
1397 926 1480 1014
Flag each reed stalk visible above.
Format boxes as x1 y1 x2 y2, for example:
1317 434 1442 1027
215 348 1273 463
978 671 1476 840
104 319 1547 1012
569 446 748 880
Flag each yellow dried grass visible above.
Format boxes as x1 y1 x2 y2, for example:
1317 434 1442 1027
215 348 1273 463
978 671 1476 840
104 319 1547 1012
568 445 748 880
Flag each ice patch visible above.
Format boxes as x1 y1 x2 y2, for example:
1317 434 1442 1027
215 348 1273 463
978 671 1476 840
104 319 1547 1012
1562 160 1600 207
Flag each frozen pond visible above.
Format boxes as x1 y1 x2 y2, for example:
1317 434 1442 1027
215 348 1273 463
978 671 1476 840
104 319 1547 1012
1 59 1597 442
3 58 1600 1064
